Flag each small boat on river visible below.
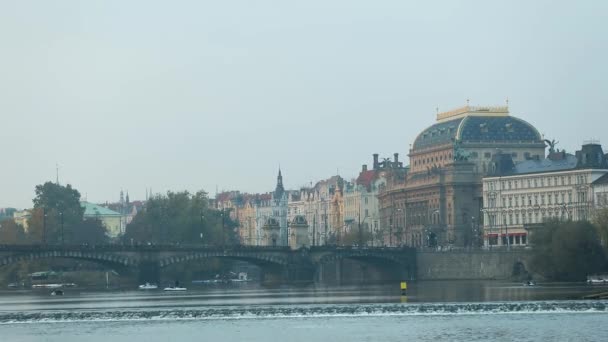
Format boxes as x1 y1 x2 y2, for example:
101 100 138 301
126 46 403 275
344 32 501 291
139 283 158 290
163 286 187 291
32 284 63 289
587 275 607 284
50 289 64 296
163 280 186 291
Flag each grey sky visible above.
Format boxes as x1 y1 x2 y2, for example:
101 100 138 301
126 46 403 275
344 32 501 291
1 1 607 209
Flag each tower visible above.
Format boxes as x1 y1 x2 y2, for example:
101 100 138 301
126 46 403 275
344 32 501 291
271 168 288 246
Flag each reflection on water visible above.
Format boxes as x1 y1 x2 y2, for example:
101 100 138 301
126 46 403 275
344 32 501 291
0 280 606 314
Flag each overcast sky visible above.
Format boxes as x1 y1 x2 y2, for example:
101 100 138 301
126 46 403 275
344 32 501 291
1 1 607 209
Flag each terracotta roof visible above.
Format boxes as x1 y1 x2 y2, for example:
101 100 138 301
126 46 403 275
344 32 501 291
356 170 377 190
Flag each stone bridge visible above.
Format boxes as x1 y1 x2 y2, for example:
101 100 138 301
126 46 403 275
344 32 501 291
0 245 417 284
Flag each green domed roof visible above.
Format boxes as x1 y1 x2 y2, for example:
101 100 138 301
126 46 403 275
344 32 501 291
413 115 542 150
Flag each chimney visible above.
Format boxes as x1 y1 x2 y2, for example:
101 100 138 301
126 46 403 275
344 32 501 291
362 164 368 172
373 154 379 169
394 153 399 164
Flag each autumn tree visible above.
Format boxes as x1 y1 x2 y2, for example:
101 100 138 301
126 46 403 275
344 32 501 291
0 219 27 244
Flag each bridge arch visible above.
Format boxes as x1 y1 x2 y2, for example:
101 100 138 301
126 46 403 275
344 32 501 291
158 250 290 269
0 251 137 269
314 250 411 267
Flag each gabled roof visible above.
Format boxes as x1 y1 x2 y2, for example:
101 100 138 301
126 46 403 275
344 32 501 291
356 170 377 190
593 173 608 185
81 202 122 217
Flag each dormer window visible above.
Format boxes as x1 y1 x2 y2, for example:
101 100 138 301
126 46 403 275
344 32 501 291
480 123 488 133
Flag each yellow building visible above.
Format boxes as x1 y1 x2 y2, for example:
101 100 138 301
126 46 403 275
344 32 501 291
13 210 32 232
81 202 123 238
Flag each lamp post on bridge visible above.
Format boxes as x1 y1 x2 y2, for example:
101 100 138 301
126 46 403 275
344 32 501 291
42 207 47 245
60 211 64 246
389 207 402 247
358 209 369 247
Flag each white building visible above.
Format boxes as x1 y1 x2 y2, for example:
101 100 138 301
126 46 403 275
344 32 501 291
482 143 608 247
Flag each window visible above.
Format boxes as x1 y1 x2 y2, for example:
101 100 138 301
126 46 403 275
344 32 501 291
484 152 491 159
511 152 518 158
471 152 478 158
524 152 531 159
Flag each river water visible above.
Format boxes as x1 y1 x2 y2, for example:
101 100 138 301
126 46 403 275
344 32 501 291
1 281 607 341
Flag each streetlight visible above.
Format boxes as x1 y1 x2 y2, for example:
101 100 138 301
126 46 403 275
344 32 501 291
389 207 402 247
221 209 225 248
60 212 64 246
358 210 369 247
200 212 204 244
42 207 47 245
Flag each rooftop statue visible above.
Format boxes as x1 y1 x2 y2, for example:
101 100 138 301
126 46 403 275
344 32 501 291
544 139 559 154
453 139 470 161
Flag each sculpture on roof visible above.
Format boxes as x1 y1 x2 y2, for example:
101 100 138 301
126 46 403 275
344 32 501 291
544 139 559 154
453 139 470 161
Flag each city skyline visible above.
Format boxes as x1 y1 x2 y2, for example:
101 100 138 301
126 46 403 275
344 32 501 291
2 1 607 208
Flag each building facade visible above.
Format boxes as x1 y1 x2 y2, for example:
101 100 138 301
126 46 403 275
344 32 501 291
379 105 545 248
81 201 123 238
482 143 608 247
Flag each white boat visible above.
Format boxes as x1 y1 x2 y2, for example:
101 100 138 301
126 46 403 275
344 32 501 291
138 283 158 290
32 284 63 289
163 287 187 291
587 275 607 284
523 280 536 286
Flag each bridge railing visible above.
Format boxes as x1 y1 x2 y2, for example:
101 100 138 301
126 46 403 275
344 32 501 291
0 244 292 252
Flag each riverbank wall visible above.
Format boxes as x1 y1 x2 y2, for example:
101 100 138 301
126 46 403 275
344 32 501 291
416 249 533 280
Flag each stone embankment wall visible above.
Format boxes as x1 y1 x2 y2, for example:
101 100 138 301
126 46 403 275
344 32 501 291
416 249 533 280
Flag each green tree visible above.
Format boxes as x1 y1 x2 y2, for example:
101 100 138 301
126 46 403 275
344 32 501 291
593 208 608 248
124 190 238 246
71 218 109 245
341 227 372 246
28 182 84 244
531 220 607 281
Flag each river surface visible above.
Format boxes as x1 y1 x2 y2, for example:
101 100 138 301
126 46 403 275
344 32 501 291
1 281 608 341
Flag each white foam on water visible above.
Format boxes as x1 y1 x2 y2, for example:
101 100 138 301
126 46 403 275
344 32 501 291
1 301 606 324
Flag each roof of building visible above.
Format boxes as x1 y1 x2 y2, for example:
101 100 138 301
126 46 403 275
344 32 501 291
510 154 579 175
593 173 608 185
488 144 608 177
356 170 377 190
81 201 122 217
412 106 542 151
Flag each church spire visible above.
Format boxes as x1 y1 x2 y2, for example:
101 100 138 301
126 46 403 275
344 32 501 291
274 168 285 199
